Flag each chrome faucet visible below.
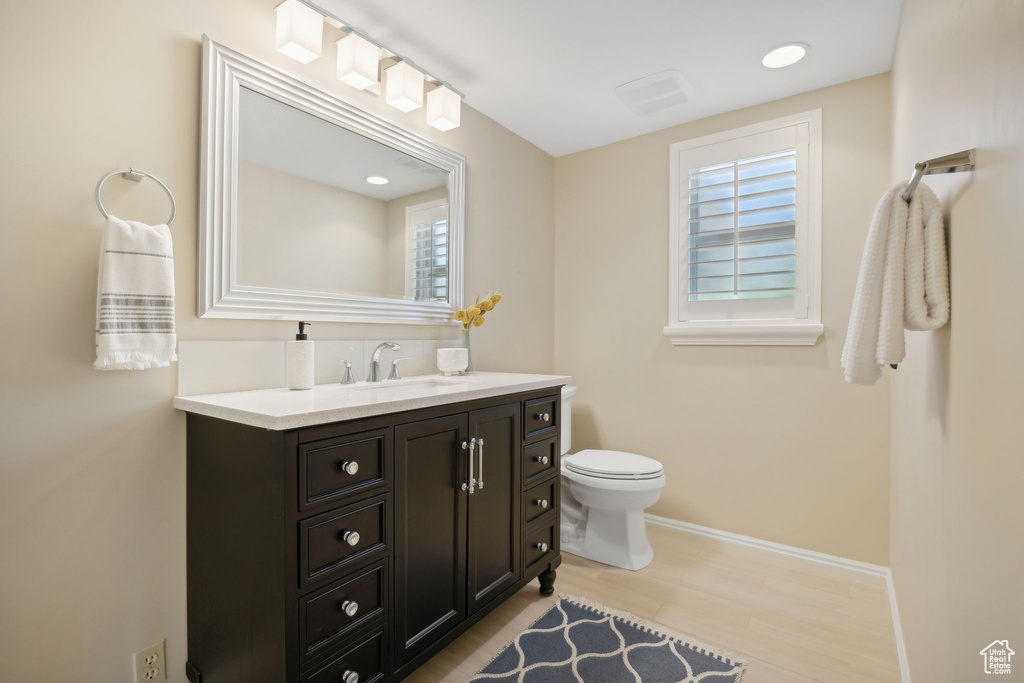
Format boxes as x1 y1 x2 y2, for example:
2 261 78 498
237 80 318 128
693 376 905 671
367 342 401 382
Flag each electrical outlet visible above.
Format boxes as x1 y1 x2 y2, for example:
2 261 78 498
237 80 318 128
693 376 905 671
133 640 166 683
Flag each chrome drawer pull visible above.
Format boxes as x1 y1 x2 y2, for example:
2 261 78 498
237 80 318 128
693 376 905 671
534 542 549 552
533 455 549 465
342 670 359 683
476 438 484 489
340 600 358 617
535 499 549 509
342 530 360 546
341 460 359 475
536 412 550 422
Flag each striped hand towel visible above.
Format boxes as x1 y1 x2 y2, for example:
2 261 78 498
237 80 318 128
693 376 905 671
94 215 177 370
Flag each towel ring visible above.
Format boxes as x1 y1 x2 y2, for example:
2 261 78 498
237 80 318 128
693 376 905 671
95 167 176 226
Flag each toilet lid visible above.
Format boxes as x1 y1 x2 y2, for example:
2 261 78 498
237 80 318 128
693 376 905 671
564 449 664 480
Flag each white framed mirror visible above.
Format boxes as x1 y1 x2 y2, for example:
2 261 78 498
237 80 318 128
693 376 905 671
199 36 464 324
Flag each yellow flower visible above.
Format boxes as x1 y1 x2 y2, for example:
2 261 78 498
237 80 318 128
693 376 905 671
454 309 466 322
467 306 481 318
479 299 494 312
490 293 502 304
472 315 485 327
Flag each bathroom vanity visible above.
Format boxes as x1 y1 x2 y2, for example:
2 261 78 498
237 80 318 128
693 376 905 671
174 372 567 683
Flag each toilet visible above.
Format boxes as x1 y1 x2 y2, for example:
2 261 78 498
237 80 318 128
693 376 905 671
559 386 666 571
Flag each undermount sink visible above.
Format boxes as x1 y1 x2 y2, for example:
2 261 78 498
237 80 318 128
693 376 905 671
342 376 472 391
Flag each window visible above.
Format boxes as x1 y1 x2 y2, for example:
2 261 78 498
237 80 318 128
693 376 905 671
405 199 449 301
665 110 823 345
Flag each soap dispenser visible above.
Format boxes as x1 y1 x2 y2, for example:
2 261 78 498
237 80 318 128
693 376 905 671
287 321 314 390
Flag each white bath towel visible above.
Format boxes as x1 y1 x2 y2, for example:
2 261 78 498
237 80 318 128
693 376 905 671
95 215 177 370
841 183 949 385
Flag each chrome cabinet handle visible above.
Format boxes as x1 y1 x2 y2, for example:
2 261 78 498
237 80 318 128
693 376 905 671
533 455 549 465
340 600 359 617
476 438 484 489
341 460 359 475
462 439 477 494
534 542 548 552
342 530 360 546
536 412 550 422
341 671 359 683
535 499 549 509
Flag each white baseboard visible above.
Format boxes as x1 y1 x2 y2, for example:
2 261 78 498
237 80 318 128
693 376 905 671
644 513 911 682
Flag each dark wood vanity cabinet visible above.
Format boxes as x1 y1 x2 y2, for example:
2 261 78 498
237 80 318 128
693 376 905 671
184 387 562 683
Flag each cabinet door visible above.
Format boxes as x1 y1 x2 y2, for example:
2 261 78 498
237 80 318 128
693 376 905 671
467 403 522 615
393 414 469 666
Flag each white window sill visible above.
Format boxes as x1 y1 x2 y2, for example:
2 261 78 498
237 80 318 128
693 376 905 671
663 323 824 346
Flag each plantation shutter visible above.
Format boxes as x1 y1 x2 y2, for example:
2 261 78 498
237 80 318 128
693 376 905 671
674 122 810 322
406 200 449 301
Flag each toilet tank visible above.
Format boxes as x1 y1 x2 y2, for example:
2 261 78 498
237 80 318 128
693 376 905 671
560 385 577 455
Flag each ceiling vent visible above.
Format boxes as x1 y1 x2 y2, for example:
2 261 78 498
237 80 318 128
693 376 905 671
395 156 445 175
614 70 693 115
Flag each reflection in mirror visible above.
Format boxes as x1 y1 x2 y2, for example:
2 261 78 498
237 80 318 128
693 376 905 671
236 87 450 302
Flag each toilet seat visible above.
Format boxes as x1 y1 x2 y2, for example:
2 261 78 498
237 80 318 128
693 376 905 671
564 449 664 480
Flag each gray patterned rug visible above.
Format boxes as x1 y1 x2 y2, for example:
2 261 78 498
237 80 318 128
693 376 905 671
470 595 747 682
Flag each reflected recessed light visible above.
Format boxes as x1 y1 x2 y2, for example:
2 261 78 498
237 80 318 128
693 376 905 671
762 43 808 69
366 176 389 185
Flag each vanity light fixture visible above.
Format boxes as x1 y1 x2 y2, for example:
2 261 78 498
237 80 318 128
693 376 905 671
274 0 324 64
426 85 462 131
384 61 425 113
336 32 380 90
365 176 389 185
761 43 808 68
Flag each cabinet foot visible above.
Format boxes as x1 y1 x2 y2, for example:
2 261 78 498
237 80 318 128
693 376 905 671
538 568 556 596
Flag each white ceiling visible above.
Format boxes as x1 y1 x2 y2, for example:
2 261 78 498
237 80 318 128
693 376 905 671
238 86 446 200
314 0 902 157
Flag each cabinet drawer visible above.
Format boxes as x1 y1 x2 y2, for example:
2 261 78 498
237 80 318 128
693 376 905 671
524 521 556 571
524 479 556 526
524 438 558 484
300 494 389 588
300 560 388 662
300 428 390 511
302 627 387 683
524 396 558 441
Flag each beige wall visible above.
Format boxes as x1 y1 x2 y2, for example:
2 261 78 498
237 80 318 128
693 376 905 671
554 74 893 564
888 0 1024 679
237 162 391 296
0 1 553 681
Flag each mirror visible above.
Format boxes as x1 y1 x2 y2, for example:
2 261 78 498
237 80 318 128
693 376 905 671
237 88 450 302
199 37 464 324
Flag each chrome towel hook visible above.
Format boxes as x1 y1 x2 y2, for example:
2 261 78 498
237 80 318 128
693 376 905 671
95 167 177 226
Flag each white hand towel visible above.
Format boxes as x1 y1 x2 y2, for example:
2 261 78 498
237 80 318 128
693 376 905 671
841 183 949 385
95 215 177 370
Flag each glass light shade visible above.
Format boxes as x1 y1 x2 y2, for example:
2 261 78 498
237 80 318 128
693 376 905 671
426 85 461 131
384 61 424 112
274 0 323 64
336 33 380 90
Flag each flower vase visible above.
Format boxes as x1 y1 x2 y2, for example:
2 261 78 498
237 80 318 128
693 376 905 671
461 328 474 373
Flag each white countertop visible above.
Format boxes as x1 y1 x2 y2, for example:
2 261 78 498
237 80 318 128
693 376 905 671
172 372 571 430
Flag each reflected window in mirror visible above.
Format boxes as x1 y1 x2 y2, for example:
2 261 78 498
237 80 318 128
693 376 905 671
406 199 448 301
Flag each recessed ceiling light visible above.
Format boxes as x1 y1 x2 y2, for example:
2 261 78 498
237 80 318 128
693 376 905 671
366 176 389 185
761 43 808 69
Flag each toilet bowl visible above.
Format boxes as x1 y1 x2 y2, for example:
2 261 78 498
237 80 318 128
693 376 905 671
558 386 666 571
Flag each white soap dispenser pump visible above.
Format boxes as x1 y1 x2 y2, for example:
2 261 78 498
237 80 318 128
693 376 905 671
287 321 314 390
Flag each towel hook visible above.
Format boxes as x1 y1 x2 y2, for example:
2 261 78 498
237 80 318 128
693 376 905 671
95 167 176 226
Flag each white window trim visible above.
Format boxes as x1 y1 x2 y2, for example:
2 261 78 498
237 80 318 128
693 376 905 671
665 110 823 346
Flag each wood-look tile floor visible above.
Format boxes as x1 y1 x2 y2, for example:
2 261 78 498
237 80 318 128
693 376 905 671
404 523 901 682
